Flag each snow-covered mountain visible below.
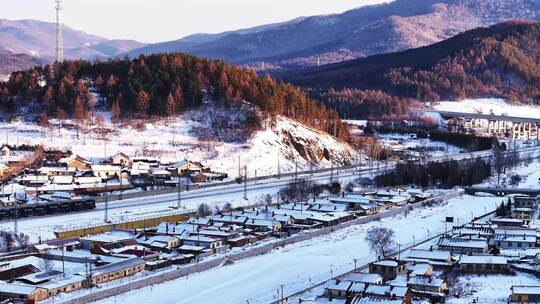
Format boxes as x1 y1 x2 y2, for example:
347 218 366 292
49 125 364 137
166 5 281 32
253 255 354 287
128 0 540 71
0 19 146 61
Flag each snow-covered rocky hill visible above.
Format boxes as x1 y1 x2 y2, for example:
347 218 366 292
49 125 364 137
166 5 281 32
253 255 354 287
0 110 357 179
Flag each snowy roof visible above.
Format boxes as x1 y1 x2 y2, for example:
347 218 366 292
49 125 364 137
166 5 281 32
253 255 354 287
329 196 371 204
491 218 525 224
372 260 399 267
0 282 41 295
324 279 351 292
91 165 121 171
512 286 540 295
82 232 134 243
51 175 73 184
405 249 451 262
91 257 145 276
348 282 367 293
244 218 280 227
343 273 383 284
407 263 431 276
75 176 102 184
352 296 403 304
178 245 206 251
17 270 63 284
407 275 445 287
365 285 408 298
39 274 86 290
438 237 487 249
312 297 347 304
210 215 247 224
181 235 221 243
459 255 507 265
495 235 536 243
308 203 348 213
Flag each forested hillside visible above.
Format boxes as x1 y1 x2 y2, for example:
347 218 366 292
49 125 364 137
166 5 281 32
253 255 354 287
287 21 540 118
0 53 349 140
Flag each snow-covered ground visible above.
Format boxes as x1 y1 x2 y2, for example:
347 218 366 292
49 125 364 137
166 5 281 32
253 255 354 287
433 98 540 119
447 273 540 303
377 133 462 155
481 159 540 189
0 109 356 179
87 194 502 304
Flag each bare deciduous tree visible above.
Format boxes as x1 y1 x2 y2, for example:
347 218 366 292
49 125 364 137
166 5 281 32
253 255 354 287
197 203 212 217
279 179 315 203
222 202 233 213
14 232 30 249
365 227 396 258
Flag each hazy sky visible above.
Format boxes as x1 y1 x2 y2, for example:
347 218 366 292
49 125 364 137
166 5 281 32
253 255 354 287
1 0 391 43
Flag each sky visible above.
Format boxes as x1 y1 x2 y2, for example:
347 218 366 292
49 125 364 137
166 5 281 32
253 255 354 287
0 0 391 43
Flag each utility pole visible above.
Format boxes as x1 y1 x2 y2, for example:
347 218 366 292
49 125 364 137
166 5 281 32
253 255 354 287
243 166 247 200
104 183 109 222
277 156 281 179
238 155 241 179
177 178 182 209
330 161 334 182
294 158 298 183
55 0 64 62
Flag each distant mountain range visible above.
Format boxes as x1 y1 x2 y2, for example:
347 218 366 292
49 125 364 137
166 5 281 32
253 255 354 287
285 21 540 104
0 51 44 75
0 19 146 63
1 0 539 75
127 0 540 71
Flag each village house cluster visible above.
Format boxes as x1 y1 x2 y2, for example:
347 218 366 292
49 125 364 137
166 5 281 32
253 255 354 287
0 188 434 303
312 194 540 303
0 146 227 218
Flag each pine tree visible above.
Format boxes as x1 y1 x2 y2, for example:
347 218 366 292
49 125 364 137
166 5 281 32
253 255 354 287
137 90 150 118
73 96 87 121
166 93 176 116
173 85 183 111
111 97 122 124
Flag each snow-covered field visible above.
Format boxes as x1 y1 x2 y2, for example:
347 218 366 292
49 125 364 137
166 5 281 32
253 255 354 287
433 98 540 119
447 273 540 303
0 108 356 179
481 159 540 189
88 194 502 304
377 133 462 154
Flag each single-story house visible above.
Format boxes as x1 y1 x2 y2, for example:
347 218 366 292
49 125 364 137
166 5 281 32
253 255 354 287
459 255 508 273
111 152 131 166
0 162 11 177
59 155 92 170
88 257 145 285
0 282 48 302
401 249 453 268
324 279 352 299
438 236 489 254
91 165 121 178
514 196 540 209
510 286 540 303
369 259 407 280
407 275 448 297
